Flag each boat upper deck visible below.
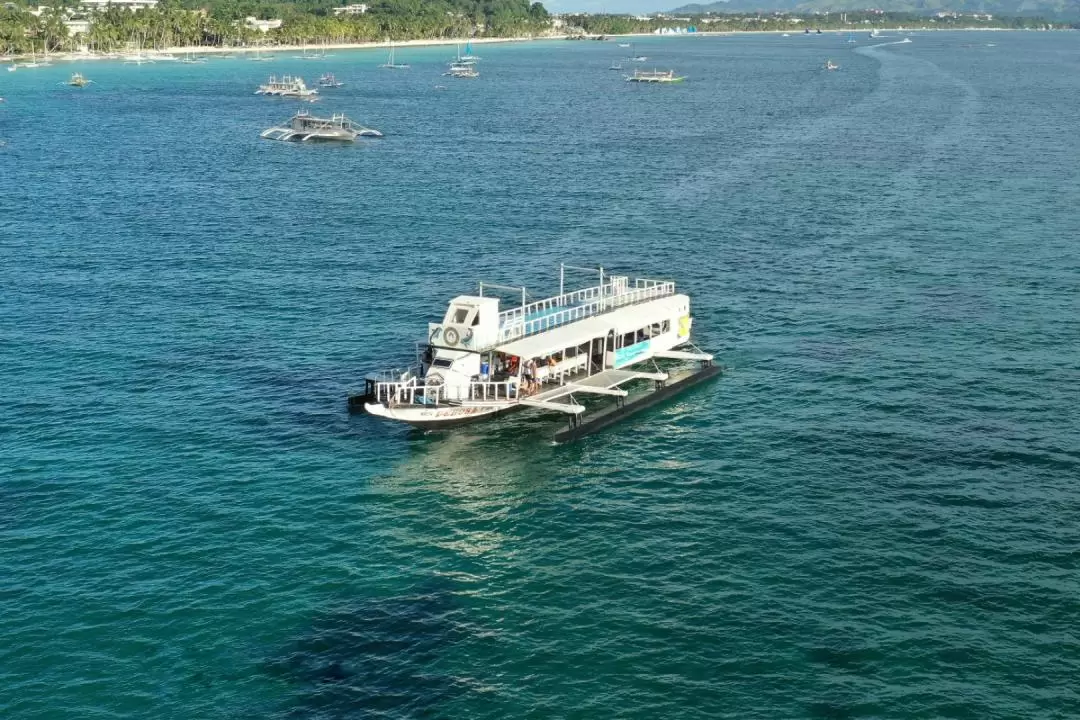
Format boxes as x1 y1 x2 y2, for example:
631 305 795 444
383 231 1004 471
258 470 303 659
493 275 675 348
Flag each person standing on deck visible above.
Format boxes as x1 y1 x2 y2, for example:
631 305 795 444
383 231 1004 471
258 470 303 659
525 358 538 394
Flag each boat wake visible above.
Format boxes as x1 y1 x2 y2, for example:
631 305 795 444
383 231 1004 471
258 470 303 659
861 37 914 49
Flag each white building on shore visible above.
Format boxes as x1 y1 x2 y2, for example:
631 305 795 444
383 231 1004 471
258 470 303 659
244 16 283 32
332 3 368 15
80 0 159 10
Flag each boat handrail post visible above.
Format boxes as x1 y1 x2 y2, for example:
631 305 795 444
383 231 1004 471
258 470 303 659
599 266 605 310
559 263 564 298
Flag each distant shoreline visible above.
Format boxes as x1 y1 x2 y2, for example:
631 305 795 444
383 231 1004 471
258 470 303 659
0 27 1044 63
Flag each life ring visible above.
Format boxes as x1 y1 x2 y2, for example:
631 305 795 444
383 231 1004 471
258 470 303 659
444 327 460 346
430 327 442 342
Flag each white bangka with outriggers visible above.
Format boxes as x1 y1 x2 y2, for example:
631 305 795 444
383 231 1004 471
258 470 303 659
261 110 383 142
350 266 720 442
626 69 685 84
255 75 318 99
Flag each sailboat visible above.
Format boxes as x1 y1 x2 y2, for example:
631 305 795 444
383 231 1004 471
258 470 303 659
460 39 480 61
179 51 206 64
846 32 856 43
451 42 475 66
123 35 154 64
250 46 273 62
18 45 47 68
379 40 410 69
295 42 323 60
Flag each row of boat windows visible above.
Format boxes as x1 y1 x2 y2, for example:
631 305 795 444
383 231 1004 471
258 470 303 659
608 320 671 351
429 319 672 369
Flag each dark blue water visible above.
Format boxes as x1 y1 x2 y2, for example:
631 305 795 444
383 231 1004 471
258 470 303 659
2 32 1079 718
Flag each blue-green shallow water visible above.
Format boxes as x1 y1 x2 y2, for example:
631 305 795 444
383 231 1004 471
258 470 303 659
2 32 1080 718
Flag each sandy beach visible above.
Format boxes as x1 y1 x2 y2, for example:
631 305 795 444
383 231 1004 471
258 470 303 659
2 27 1027 63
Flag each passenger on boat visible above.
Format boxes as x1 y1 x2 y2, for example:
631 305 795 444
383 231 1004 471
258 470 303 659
524 358 538 394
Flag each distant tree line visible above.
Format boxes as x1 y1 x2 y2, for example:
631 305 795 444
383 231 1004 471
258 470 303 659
567 10 1066 35
1 2 1067 55
0 0 550 53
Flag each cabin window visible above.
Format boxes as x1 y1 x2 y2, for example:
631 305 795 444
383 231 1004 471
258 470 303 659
607 335 615 351
471 313 481 326
433 358 453 369
452 307 470 324
650 323 661 336
623 332 635 347
662 320 670 333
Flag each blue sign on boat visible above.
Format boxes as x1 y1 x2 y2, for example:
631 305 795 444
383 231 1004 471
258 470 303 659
615 339 651 367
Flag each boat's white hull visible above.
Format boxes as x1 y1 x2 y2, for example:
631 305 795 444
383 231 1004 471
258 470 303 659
364 401 513 428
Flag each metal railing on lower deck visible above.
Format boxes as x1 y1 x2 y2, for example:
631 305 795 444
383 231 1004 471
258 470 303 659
372 379 518 407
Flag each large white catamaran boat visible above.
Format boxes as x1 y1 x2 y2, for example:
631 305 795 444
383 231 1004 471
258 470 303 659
351 266 719 442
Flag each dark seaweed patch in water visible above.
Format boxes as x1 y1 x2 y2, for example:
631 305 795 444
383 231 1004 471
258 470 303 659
262 587 470 719
807 702 854 720
806 644 883 673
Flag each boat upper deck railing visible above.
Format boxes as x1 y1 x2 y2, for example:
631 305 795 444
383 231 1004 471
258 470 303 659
495 277 674 346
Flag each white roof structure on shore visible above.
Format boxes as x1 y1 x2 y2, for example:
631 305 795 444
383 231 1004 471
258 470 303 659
496 295 687 360
81 0 158 9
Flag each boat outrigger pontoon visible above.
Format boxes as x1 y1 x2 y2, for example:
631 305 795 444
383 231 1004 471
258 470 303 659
350 265 720 442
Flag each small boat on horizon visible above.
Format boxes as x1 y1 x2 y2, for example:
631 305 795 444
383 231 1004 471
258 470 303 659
824 59 839 71
625 68 685 83
63 72 92 87
444 62 479 78
379 40 410 69
459 39 480 61
318 72 344 87
609 61 623 70
255 75 319 99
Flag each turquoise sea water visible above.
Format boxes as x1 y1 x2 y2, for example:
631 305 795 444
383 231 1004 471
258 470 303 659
2 32 1079 718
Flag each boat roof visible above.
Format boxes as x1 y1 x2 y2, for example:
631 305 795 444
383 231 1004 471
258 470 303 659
495 294 687 359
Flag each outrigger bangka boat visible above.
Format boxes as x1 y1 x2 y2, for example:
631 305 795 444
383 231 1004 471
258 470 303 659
255 75 318 99
261 110 383 142
444 62 479 78
318 72 344 87
625 69 685 83
350 266 719 442
64 72 92 87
